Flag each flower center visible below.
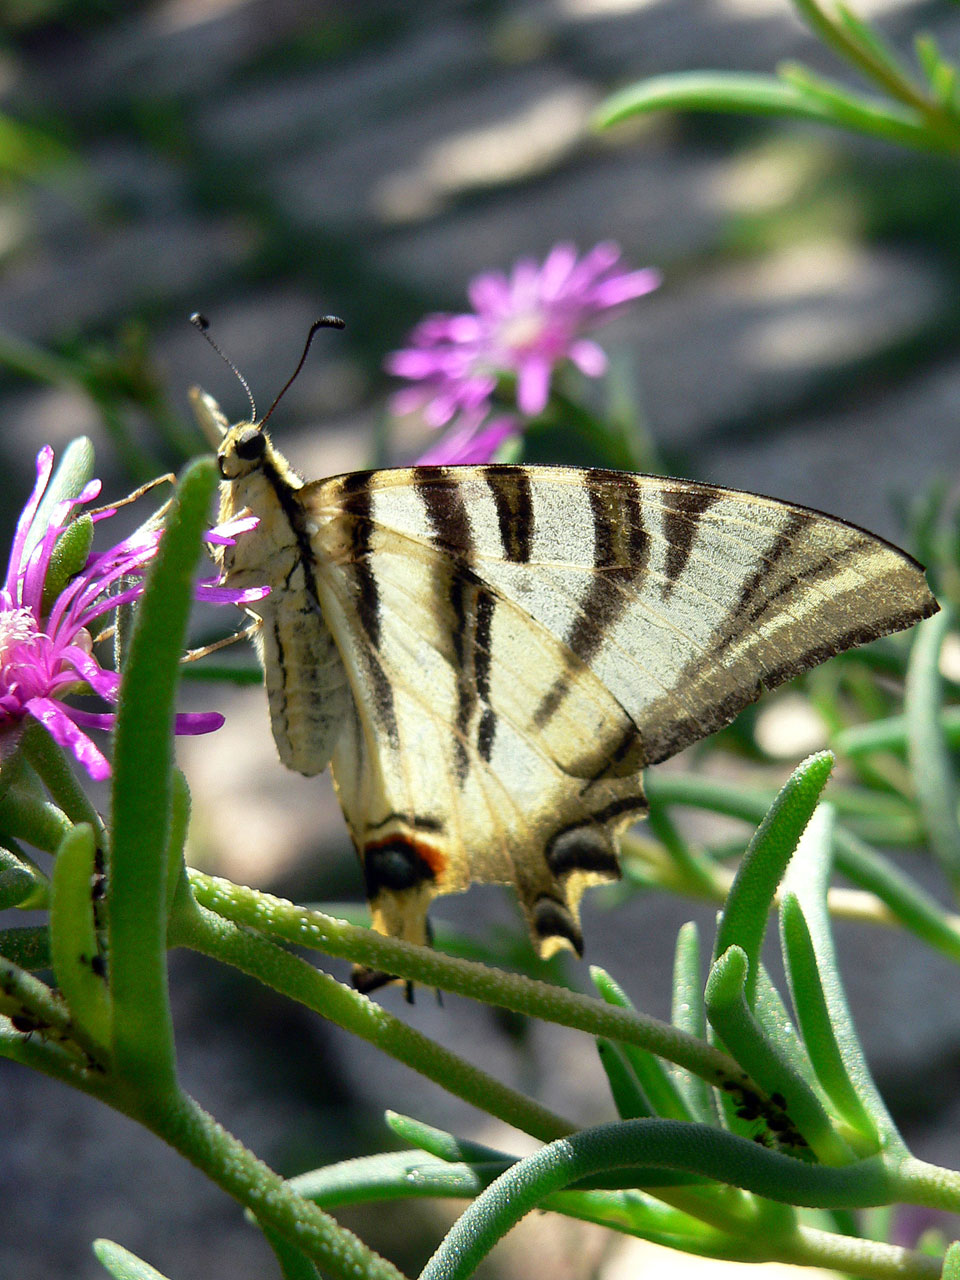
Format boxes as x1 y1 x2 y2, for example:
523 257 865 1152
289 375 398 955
499 309 546 354
0 607 38 665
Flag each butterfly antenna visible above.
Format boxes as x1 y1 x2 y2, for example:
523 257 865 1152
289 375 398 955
190 312 258 423
260 315 346 428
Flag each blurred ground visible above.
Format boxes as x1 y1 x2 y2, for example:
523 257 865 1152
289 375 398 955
2 1 960 1278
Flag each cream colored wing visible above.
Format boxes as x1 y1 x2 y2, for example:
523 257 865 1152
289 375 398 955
302 465 937 960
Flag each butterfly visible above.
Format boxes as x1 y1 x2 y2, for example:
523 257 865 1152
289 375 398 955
191 383 937 986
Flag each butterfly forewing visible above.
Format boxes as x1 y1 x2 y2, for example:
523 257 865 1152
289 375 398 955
298 464 936 958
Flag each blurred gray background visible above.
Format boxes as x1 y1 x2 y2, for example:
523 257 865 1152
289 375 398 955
2 1 960 1277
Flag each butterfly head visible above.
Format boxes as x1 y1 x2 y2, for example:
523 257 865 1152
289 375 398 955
216 420 272 480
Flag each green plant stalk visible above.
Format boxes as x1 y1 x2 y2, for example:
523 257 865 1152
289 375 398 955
0 957 105 1066
293 1150 748 1256
187 870 761 1100
834 707 960 757
788 0 938 122
713 752 834 1004
293 1149 767 1255
646 771 914 835
129 1088 410 1280
3 1013 408 1280
418 1119 911 1280
622 831 892 928
171 899 575 1143
383 1113 784 1239
833 829 960 963
905 607 960 894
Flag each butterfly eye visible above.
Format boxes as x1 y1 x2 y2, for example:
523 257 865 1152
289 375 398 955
234 428 266 462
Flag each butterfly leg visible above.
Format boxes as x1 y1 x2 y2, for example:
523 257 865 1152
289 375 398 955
181 621 260 664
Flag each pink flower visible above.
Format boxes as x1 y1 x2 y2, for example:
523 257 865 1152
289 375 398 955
0 446 264 781
386 242 660 427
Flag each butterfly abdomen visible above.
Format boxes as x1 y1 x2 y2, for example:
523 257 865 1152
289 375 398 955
259 582 352 775
217 450 353 776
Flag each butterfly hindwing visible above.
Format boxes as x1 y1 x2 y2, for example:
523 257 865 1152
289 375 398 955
307 470 646 956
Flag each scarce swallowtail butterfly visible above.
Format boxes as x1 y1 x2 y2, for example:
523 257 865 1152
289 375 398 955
191 318 938 988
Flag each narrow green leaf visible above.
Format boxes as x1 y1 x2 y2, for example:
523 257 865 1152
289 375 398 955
0 924 51 970
705 945 852 1165
834 828 960 964
834 3 911 83
290 1150 498 1210
590 967 693 1119
905 608 960 894
110 457 217 1092
165 770 191 916
597 71 839 128
914 35 959 110
780 896 876 1146
0 847 36 909
753 966 821 1094
260 1222 323 1280
714 752 834 1006
0 785 71 852
20 720 107 842
24 436 95 564
40 514 94 616
92 1240 173 1280
595 70 942 152
671 923 719 1124
384 1112 516 1166
597 1038 655 1118
776 64 939 151
943 1240 960 1280
789 0 929 115
50 822 111 1048
781 805 903 1152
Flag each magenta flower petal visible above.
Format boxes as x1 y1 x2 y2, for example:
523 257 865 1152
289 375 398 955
7 448 54 600
516 356 551 417
417 415 520 465
568 338 608 378
174 711 225 734
25 696 112 781
590 267 662 308
199 583 270 604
